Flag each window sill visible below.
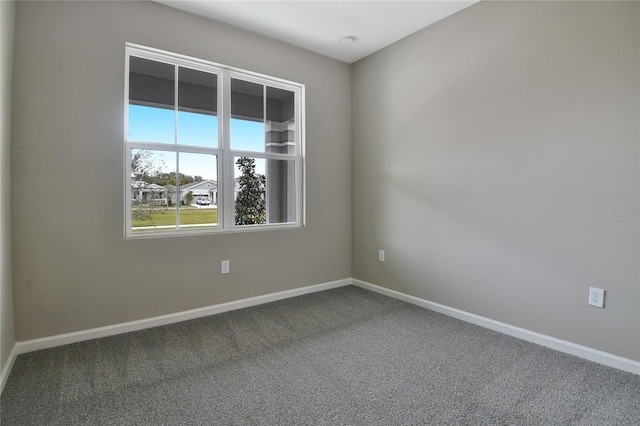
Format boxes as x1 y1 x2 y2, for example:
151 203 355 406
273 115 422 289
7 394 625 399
124 222 304 240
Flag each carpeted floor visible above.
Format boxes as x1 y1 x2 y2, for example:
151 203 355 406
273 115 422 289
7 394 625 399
2 285 639 425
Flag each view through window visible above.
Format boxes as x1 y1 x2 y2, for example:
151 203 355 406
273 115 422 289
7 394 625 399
125 44 304 237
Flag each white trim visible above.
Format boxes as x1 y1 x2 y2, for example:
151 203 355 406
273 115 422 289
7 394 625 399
128 142 222 156
221 68 232 231
126 44 224 78
298 85 305 227
126 221 302 239
123 47 131 237
0 343 18 395
15 279 351 355
352 279 640 375
6 277 635 395
229 69 301 94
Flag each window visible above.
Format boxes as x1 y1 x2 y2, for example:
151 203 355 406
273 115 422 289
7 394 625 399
125 44 304 237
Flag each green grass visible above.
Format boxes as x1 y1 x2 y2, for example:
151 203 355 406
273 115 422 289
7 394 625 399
132 206 218 230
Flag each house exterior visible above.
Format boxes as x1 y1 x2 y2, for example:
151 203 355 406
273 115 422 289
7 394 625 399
132 179 219 207
131 181 168 206
167 180 218 206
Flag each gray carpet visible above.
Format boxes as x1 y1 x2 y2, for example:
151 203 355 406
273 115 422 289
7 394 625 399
2 285 639 425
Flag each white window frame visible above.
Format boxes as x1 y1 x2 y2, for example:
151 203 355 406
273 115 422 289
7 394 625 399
124 43 305 239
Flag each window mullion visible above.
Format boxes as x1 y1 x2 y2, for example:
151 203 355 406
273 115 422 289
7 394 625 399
263 84 269 225
174 65 181 229
222 69 234 230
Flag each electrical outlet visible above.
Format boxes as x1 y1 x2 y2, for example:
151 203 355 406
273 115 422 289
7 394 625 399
378 250 385 262
588 287 604 308
221 260 230 274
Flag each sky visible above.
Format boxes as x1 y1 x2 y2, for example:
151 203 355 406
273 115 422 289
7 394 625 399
128 105 266 179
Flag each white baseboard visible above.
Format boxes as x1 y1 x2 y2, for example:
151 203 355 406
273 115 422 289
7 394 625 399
0 343 18 395
15 278 351 356
4 276 637 396
352 279 640 375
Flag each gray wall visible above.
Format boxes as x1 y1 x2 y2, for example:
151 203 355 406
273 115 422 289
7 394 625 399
8 0 639 365
12 1 351 340
352 1 640 360
1 0 16 375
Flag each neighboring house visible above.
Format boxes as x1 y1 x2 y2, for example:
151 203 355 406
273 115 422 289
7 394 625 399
166 180 218 206
164 184 177 205
136 176 270 208
163 178 259 206
131 181 168 206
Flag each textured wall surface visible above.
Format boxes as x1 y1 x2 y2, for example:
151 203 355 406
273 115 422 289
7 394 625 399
12 1 351 340
352 1 639 360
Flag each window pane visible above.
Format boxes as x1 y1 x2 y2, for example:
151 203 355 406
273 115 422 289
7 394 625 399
265 159 297 224
231 79 265 152
131 149 177 232
178 67 218 147
234 157 296 225
231 118 265 152
128 57 175 143
178 153 218 229
234 156 266 225
266 87 296 155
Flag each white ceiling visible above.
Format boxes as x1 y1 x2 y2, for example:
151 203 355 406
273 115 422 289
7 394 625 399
154 1 479 63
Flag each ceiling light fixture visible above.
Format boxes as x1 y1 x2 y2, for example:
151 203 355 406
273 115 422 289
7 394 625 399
340 36 356 45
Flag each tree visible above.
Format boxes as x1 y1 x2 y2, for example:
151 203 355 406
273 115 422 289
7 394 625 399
131 150 165 221
145 172 196 187
131 149 164 183
235 157 266 225
184 191 194 206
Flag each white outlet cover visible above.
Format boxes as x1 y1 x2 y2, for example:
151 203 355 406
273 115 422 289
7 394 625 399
588 287 604 308
221 260 230 274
